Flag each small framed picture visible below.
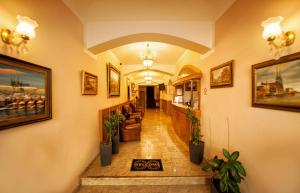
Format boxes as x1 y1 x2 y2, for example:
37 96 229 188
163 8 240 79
210 60 233 88
252 52 300 112
107 63 120 97
81 71 98 95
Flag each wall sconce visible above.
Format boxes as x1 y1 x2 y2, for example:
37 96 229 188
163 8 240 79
1 15 38 54
261 16 295 59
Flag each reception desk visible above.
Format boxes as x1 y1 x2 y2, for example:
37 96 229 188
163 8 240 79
170 103 200 146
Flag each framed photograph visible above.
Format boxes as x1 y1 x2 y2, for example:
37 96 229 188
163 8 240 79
107 63 120 97
210 60 233 88
81 71 97 95
0 54 52 130
252 52 300 112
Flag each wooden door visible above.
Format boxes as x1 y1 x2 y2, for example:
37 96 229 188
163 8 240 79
139 90 146 108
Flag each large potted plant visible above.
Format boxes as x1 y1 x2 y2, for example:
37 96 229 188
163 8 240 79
111 112 125 154
100 118 113 166
202 149 246 193
186 107 204 164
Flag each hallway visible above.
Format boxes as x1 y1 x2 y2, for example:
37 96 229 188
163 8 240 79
78 109 210 193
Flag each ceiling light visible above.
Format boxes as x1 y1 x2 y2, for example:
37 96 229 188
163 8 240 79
145 76 152 81
140 44 156 68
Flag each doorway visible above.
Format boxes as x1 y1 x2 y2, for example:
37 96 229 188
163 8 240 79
146 86 156 108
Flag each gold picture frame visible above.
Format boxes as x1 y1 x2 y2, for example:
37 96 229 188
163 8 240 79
81 71 98 95
107 63 120 97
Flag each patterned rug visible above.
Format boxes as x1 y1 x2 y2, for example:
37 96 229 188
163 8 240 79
130 159 163 171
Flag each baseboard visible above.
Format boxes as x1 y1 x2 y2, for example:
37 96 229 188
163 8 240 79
71 153 99 193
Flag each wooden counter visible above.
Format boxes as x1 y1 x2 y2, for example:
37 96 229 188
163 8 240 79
160 99 172 115
170 103 200 146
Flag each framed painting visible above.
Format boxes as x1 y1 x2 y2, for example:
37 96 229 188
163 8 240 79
107 63 120 97
81 71 97 95
0 54 52 130
252 52 300 112
210 60 233 88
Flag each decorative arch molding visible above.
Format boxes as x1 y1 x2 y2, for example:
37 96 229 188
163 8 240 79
88 33 210 54
176 64 202 78
123 68 174 77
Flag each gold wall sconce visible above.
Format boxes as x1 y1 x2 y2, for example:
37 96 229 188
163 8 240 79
261 16 295 59
1 15 38 54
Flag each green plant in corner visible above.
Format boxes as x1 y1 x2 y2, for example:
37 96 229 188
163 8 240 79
202 148 246 193
186 107 202 145
110 112 126 135
103 118 114 145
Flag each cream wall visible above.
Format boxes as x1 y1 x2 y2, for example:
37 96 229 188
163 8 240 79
0 1 127 193
177 0 300 193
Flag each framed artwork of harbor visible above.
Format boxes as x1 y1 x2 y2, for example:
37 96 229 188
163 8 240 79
210 60 233 88
0 54 52 130
107 63 120 97
252 52 300 112
81 71 97 95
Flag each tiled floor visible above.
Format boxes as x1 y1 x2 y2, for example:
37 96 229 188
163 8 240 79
82 109 209 178
78 109 210 193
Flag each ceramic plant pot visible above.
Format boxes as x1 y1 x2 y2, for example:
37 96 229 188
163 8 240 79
189 140 204 164
112 133 120 154
100 143 112 166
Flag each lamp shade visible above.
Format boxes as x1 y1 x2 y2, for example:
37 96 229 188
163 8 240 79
261 16 283 40
145 76 152 81
15 15 38 40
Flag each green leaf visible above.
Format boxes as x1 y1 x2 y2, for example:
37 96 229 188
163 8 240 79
223 148 231 159
230 151 239 161
234 162 246 176
220 178 227 192
202 164 212 172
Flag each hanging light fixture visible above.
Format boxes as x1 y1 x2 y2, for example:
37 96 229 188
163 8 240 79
140 43 156 68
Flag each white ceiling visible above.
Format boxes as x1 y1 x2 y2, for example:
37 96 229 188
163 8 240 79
111 42 186 65
62 0 235 84
63 0 235 22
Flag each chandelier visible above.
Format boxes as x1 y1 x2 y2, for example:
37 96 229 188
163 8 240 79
140 43 155 68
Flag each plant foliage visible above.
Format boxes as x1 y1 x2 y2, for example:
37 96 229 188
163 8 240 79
186 107 202 145
202 149 246 193
104 112 125 144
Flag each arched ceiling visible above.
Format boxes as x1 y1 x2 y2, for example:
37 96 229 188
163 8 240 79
63 0 235 22
112 42 185 66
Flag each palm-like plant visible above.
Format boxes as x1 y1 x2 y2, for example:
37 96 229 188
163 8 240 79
202 149 246 193
186 107 202 145
110 112 125 135
103 118 114 144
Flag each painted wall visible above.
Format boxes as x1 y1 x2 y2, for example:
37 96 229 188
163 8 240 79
177 0 300 193
0 1 127 193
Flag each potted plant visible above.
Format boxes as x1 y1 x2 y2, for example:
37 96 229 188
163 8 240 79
202 148 246 193
186 107 204 164
111 112 125 154
100 117 113 166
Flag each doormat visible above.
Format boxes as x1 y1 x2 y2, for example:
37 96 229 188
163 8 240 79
131 159 163 171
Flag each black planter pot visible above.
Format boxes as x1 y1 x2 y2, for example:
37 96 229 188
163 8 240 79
112 133 120 154
211 179 234 193
189 140 204 164
100 143 112 166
